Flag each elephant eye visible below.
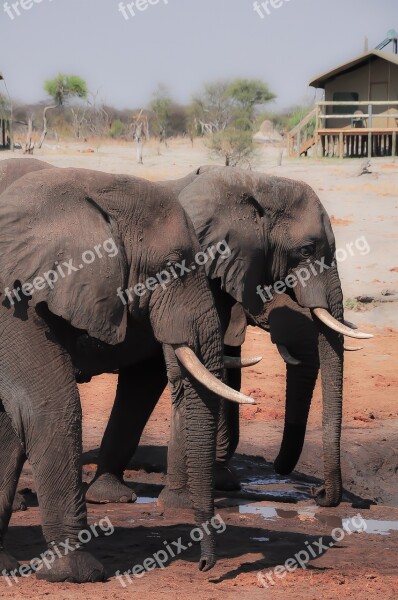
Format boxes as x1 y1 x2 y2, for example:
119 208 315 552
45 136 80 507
300 244 315 258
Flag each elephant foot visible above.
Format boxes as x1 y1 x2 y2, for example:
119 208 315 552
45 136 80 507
157 486 192 511
36 550 106 583
312 485 342 508
215 464 241 491
0 550 20 574
157 466 241 511
12 491 27 512
86 473 137 504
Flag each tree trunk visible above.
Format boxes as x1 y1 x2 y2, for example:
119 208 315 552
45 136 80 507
24 118 34 154
38 105 56 149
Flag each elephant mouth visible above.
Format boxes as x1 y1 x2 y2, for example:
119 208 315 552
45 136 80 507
312 308 373 340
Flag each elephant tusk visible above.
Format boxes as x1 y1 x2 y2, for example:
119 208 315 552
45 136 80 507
344 320 358 330
174 346 256 405
312 308 373 339
224 355 262 369
276 344 301 366
344 345 363 351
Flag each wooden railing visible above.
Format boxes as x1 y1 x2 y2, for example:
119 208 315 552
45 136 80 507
287 108 317 157
288 101 398 158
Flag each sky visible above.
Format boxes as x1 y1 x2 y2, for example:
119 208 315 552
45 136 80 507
1 0 397 111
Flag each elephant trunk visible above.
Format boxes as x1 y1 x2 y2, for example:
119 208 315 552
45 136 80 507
162 339 220 571
157 279 225 571
181 368 220 570
261 300 320 476
314 267 344 507
274 347 319 475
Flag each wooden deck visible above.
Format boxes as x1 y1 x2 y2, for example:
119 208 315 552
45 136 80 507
288 101 398 158
316 128 398 158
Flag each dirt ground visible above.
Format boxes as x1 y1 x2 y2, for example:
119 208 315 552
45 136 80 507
0 140 397 599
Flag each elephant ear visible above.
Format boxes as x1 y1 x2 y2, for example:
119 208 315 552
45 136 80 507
179 168 267 316
0 171 128 345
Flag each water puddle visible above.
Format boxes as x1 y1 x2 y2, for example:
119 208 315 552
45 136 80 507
240 487 310 502
344 518 398 536
251 537 270 542
239 504 398 535
242 476 290 485
240 505 278 519
136 496 157 504
239 504 317 520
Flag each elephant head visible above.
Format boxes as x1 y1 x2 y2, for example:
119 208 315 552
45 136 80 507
0 164 254 570
177 166 372 507
0 158 54 195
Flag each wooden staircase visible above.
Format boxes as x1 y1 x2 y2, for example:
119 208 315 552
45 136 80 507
287 108 317 157
299 136 316 156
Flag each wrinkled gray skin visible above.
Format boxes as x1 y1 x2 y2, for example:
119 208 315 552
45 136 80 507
0 160 231 581
89 165 344 508
168 167 344 507
2 161 343 517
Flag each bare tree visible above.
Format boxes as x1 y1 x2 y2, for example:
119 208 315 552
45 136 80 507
38 104 56 149
70 105 88 139
149 84 172 144
189 81 233 134
24 117 34 154
131 109 149 164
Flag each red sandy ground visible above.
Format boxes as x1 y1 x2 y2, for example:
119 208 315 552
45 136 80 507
1 324 397 599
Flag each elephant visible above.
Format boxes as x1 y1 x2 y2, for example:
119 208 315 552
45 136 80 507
0 161 255 582
85 165 372 510
0 160 372 511
0 161 312 496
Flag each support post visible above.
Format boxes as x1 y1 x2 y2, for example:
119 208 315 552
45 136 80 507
367 103 373 158
339 132 344 159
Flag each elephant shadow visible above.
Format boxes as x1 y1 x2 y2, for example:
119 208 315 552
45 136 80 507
6 522 336 583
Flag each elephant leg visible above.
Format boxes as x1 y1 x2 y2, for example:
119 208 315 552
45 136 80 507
12 492 27 513
86 355 167 504
214 345 241 491
0 401 26 574
0 309 105 583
